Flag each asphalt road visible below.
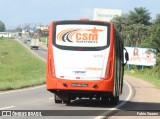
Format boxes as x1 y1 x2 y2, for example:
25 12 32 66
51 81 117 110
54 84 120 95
0 38 133 119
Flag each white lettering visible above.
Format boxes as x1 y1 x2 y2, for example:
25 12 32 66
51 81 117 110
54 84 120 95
147 112 159 116
137 112 146 116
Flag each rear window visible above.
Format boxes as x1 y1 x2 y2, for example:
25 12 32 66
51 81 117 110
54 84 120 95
53 21 110 51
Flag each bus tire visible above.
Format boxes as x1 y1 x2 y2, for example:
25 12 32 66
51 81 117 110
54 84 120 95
110 96 119 105
63 96 71 104
63 100 70 104
54 94 62 103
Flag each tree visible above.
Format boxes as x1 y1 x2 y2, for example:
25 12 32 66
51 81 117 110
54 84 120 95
141 14 160 77
35 29 42 38
113 7 160 75
0 20 6 32
154 14 160 24
112 14 131 45
127 7 151 46
15 27 22 32
142 15 160 53
112 7 151 47
128 7 151 25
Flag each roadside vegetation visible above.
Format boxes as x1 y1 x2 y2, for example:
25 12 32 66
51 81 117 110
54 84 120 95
112 7 160 88
0 38 46 91
125 66 160 88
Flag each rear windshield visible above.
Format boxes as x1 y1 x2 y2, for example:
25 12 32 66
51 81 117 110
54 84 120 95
53 21 110 51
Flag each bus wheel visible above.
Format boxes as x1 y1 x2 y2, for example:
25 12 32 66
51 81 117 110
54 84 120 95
63 96 71 104
110 96 119 105
63 100 70 104
54 94 62 103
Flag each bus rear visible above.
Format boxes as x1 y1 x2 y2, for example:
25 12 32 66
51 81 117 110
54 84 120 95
46 20 126 105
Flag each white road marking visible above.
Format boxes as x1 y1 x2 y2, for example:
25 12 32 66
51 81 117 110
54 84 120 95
0 106 15 110
94 80 133 119
49 97 54 100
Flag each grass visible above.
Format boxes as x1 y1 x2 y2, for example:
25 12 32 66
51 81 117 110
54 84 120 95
0 38 46 91
125 65 160 88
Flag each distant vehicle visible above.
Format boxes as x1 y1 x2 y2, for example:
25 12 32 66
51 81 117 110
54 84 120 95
30 39 39 50
46 20 129 105
0 32 9 38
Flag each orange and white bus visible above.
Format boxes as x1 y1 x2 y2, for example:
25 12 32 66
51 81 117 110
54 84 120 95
46 20 128 105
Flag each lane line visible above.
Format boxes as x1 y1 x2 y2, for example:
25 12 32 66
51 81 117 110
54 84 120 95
0 106 15 110
94 80 133 119
49 97 54 100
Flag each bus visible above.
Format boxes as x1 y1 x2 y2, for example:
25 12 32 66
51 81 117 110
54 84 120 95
46 20 129 105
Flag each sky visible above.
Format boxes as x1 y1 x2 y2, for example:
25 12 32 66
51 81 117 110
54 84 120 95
0 0 160 29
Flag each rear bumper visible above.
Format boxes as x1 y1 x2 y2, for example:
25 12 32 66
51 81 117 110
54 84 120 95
46 77 114 93
30 46 38 48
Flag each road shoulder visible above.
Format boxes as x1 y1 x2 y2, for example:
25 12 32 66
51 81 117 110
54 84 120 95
109 75 160 119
